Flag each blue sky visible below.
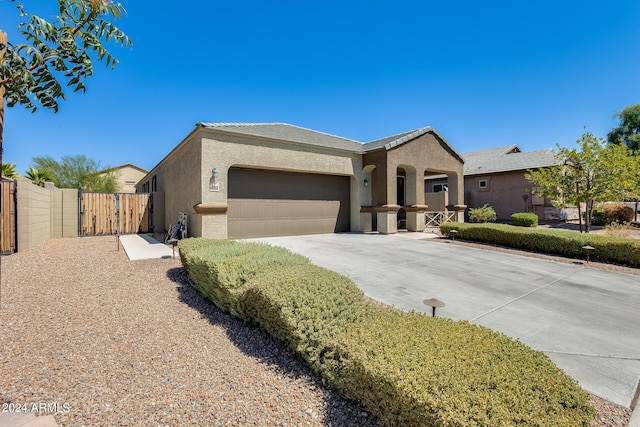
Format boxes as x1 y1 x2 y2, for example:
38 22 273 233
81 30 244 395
2 0 640 175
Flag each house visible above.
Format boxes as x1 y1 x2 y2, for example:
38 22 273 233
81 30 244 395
426 145 559 221
107 163 148 193
136 122 466 239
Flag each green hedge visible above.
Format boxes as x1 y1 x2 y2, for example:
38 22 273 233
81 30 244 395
334 308 593 426
511 212 538 227
178 239 308 319
440 222 640 267
179 238 595 426
240 264 371 386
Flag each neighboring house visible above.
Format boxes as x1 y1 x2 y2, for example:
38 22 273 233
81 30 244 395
107 163 148 193
136 122 466 239
426 145 558 221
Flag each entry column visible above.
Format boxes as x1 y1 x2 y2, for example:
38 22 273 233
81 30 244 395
375 205 400 234
405 205 428 231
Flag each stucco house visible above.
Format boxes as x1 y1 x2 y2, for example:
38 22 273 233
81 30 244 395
108 163 148 193
136 122 466 239
426 145 559 221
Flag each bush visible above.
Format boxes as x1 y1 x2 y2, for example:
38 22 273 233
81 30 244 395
178 238 309 318
468 204 497 223
593 203 635 225
334 309 594 426
180 238 595 426
440 222 640 267
511 212 538 227
240 264 370 385
590 207 607 226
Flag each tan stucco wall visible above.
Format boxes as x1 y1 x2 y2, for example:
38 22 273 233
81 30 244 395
51 188 79 238
386 132 464 207
116 166 147 193
198 130 364 238
16 180 79 251
16 179 50 250
137 133 203 234
425 192 448 211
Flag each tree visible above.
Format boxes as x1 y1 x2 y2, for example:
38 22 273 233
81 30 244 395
31 154 119 191
608 104 640 151
1 161 19 178
25 166 53 186
0 1 130 310
0 0 131 113
526 131 636 232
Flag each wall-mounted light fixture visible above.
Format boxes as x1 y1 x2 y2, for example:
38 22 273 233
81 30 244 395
364 179 368 187
209 167 220 192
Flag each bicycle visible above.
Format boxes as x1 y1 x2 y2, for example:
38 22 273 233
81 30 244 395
165 212 188 244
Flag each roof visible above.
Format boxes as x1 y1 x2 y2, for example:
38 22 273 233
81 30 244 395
99 163 148 175
197 122 363 152
111 163 148 173
196 122 463 159
463 146 558 176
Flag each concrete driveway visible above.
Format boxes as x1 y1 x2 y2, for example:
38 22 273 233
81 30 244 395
246 232 640 408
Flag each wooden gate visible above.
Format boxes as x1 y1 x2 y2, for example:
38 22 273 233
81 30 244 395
1 180 17 254
79 192 152 236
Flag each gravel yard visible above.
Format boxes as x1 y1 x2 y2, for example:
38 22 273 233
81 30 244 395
0 235 633 426
0 237 376 426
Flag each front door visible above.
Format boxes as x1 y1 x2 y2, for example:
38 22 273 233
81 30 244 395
397 176 406 229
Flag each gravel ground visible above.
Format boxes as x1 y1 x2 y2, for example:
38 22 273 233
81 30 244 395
0 236 634 426
0 237 377 426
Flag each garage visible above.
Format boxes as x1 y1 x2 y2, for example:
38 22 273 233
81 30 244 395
227 167 351 239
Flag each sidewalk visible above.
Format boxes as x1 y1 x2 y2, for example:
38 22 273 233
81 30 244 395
118 234 175 260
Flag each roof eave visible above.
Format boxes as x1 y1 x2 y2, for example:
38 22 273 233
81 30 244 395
197 123 363 154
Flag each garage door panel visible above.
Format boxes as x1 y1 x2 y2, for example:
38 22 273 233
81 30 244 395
228 168 350 239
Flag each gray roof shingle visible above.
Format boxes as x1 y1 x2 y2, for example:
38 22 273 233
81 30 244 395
197 122 364 152
196 122 463 159
463 146 558 176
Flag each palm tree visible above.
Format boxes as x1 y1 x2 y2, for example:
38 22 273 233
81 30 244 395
25 167 53 187
1 163 20 179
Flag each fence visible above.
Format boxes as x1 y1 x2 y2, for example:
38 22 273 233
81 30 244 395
425 211 456 227
79 192 152 236
1 180 16 254
1 179 158 253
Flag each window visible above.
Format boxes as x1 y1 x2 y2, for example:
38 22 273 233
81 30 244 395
433 184 448 193
151 175 157 192
479 180 488 189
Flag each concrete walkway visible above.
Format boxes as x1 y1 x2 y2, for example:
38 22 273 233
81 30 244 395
246 232 640 410
118 234 175 260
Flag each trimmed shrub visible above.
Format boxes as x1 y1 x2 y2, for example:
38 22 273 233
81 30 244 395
240 264 370 385
178 238 309 318
440 222 640 267
333 309 594 426
468 204 497 223
511 212 538 227
179 238 596 426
